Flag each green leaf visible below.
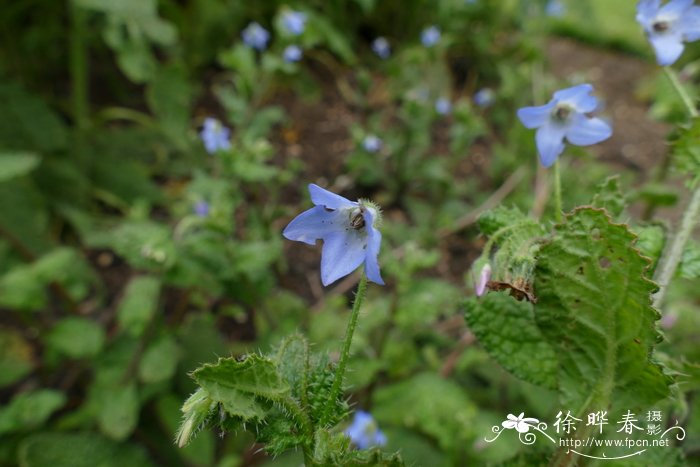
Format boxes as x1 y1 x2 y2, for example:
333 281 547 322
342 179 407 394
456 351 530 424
634 223 665 272
0 327 34 387
17 432 153 467
86 221 175 270
679 242 700 279
47 317 105 359
0 152 40 182
591 175 625 219
146 65 191 148
465 292 557 389
138 335 179 384
116 275 161 337
191 355 289 421
535 207 671 414
0 389 66 435
669 116 700 181
95 383 140 441
373 373 476 451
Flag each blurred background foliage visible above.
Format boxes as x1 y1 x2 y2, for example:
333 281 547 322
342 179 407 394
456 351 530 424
1 0 699 466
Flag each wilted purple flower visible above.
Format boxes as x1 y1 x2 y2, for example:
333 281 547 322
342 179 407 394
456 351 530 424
283 184 384 286
345 411 387 449
194 201 210 217
546 0 566 17
435 97 452 115
636 0 700 66
283 45 303 62
362 135 382 153
372 37 391 59
200 118 231 154
473 88 495 108
421 26 441 47
242 22 270 51
516 84 612 168
282 10 307 36
475 263 491 297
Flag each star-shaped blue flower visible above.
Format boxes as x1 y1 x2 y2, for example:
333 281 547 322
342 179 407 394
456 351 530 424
344 411 387 450
282 10 307 36
200 118 231 154
283 184 384 286
517 84 612 168
637 0 700 66
242 22 270 51
283 45 303 63
421 26 441 47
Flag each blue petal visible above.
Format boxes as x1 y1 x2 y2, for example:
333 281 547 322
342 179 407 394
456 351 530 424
565 115 612 146
650 32 685 65
679 7 700 41
362 208 384 285
283 206 343 245
320 231 366 286
308 184 355 209
660 0 693 17
374 430 387 446
535 124 566 168
517 102 555 129
553 84 597 112
637 0 661 23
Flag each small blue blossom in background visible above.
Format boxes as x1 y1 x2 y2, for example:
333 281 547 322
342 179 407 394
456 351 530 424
475 263 491 297
517 83 612 168
283 184 384 286
421 26 441 47
283 45 303 63
636 0 700 66
241 22 270 51
344 411 387 450
372 37 391 59
362 134 383 153
281 10 307 36
545 0 566 17
435 97 452 115
473 88 495 108
200 117 232 154
194 201 210 217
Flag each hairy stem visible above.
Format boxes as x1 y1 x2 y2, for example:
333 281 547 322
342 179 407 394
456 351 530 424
663 67 698 118
322 273 368 425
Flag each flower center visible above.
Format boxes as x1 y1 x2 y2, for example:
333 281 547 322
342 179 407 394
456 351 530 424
652 20 670 33
551 104 572 124
350 209 365 230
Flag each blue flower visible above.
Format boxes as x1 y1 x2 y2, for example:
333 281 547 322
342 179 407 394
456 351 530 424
200 118 231 154
194 201 210 217
282 10 307 36
473 88 495 108
637 0 700 66
516 84 612 168
283 45 303 62
362 135 382 153
283 184 384 286
372 37 391 59
435 97 452 115
242 22 270 51
475 263 491 297
421 26 441 47
344 411 387 450
545 0 566 17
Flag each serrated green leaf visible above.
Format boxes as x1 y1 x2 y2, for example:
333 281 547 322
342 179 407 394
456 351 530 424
465 292 557 389
47 317 105 359
138 335 179 383
477 205 530 236
0 152 40 182
17 432 153 467
116 275 161 337
0 389 66 435
591 175 625 219
535 207 671 414
635 224 665 272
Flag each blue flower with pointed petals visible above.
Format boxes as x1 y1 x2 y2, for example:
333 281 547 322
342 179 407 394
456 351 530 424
242 22 270 51
637 0 700 66
283 184 384 286
282 10 307 36
421 26 441 47
344 411 387 450
517 84 612 168
372 37 391 59
283 45 303 63
200 118 231 154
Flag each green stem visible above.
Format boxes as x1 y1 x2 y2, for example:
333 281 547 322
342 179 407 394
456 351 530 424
552 159 563 222
653 184 700 309
322 273 368 425
663 67 699 118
